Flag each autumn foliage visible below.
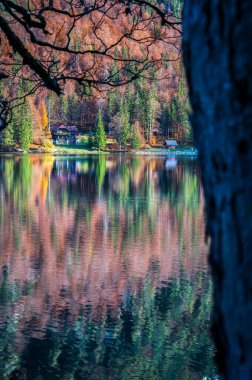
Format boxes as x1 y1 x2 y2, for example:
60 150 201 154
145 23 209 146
0 0 189 145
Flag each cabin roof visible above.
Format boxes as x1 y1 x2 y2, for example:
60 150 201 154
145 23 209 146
51 124 78 132
164 140 178 146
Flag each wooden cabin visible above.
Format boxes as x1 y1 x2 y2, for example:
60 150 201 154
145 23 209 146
51 125 79 144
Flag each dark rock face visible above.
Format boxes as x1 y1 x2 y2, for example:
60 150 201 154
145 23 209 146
183 1 252 379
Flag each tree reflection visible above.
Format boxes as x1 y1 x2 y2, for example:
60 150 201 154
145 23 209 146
0 155 215 379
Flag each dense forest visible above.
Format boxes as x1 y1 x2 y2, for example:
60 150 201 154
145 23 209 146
0 0 191 151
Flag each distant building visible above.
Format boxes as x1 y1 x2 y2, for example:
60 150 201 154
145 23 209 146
51 125 79 144
51 125 78 134
164 140 178 149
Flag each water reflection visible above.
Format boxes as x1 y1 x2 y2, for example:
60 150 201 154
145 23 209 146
0 155 216 379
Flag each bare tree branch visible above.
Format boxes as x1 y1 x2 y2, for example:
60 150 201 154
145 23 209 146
0 0 181 129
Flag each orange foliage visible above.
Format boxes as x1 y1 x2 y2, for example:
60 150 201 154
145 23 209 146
0 1 182 135
40 100 48 131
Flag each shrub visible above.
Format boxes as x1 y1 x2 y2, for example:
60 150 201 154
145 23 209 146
88 132 95 148
143 144 151 150
41 139 55 153
77 135 89 146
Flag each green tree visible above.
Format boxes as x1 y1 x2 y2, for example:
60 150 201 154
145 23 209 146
166 99 177 138
130 90 141 124
95 110 106 152
138 85 159 143
108 89 120 118
130 123 141 150
120 100 130 148
1 122 15 150
146 86 160 143
67 94 78 124
60 96 68 123
17 101 33 151
109 61 120 84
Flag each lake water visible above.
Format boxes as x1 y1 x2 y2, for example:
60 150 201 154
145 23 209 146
0 154 216 380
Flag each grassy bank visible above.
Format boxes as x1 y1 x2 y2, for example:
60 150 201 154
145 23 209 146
1 144 198 156
52 145 107 154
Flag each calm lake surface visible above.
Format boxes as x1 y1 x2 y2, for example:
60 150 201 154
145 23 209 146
0 154 216 380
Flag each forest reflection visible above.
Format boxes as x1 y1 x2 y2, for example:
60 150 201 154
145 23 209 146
0 155 216 380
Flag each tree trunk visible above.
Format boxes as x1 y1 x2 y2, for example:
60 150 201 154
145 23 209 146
183 1 252 379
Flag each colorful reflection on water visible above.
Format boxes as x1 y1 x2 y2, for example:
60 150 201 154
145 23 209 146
0 154 216 379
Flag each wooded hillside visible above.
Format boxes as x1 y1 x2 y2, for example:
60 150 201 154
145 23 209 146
0 0 189 149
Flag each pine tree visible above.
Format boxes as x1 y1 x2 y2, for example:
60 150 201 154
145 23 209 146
60 96 68 123
138 87 152 141
1 122 15 150
171 0 183 17
120 100 130 148
67 94 78 124
17 100 33 151
108 89 119 117
166 98 177 139
122 45 129 59
160 101 169 139
109 62 120 84
95 110 106 152
131 123 141 150
142 86 160 143
177 71 192 142
131 90 141 123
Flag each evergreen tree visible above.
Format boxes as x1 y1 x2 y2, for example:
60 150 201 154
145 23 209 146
60 96 68 123
17 100 33 151
131 90 141 124
1 122 15 150
109 62 120 84
125 86 133 123
120 100 130 148
167 99 177 138
147 86 159 143
160 101 170 139
171 0 183 17
140 86 160 143
95 110 106 152
122 45 129 59
137 87 151 141
131 123 141 150
67 94 78 124
108 89 119 118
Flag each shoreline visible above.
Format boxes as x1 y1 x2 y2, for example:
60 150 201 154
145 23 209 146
0 151 198 157
134 150 198 156
0 147 198 156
